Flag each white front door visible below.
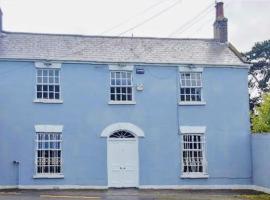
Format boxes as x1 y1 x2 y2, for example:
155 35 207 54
108 135 139 188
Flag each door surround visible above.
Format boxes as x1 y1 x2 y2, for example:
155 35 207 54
101 123 144 188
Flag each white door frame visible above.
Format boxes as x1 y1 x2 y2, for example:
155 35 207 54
101 123 144 188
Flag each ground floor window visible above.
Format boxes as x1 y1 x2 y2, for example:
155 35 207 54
35 132 62 175
180 126 207 177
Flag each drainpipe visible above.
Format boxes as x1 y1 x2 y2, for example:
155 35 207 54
13 161 20 188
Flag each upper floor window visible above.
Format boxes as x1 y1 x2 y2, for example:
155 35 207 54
36 68 61 101
180 72 202 102
110 71 133 103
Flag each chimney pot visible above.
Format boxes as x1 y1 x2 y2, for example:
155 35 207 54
216 1 224 20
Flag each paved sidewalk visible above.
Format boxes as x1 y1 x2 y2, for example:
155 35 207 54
0 189 263 200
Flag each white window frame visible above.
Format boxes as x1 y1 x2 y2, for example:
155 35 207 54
179 126 208 179
34 62 63 104
178 66 206 106
108 65 136 105
33 125 64 179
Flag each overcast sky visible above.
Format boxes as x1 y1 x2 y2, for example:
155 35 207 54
0 0 269 52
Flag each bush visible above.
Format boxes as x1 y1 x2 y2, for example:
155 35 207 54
251 93 270 133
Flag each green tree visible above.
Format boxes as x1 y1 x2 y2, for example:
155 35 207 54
251 93 270 132
245 40 270 111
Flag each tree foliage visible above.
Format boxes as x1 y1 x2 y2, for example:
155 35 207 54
251 93 270 133
245 40 270 111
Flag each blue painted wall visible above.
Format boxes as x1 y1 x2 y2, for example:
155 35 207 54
0 61 251 187
252 134 270 188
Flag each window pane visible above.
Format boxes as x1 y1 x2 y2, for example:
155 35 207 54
37 85 42 91
49 70 54 76
49 85 54 92
37 77 42 83
43 85 48 91
43 70 48 76
55 93 60 99
49 93 54 99
49 77 54 83
55 86 60 92
116 79 121 85
37 69 42 76
55 70 59 76
43 92 48 99
111 94 115 100
111 79 115 85
43 77 48 83
37 92 42 99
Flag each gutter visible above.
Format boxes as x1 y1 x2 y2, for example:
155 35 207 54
0 58 250 69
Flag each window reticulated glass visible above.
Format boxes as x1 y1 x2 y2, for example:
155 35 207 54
109 130 135 138
36 69 60 100
182 134 205 174
180 72 202 102
36 132 62 175
110 71 133 102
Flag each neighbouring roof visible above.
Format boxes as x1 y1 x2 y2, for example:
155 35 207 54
0 31 246 66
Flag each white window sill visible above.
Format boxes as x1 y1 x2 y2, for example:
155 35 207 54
108 101 136 105
181 174 209 179
33 174 64 179
33 99 63 104
178 101 206 106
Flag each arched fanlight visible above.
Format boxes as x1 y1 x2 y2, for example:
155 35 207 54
109 130 135 138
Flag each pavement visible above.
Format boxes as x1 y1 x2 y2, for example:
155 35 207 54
0 189 263 200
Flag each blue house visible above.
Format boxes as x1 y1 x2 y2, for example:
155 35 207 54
0 2 253 189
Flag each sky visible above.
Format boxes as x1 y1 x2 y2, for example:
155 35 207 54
0 0 269 52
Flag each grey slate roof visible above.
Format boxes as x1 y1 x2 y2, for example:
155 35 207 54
0 32 246 66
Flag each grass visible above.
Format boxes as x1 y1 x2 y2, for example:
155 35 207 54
240 194 270 200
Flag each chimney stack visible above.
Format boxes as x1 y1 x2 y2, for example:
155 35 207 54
214 1 228 43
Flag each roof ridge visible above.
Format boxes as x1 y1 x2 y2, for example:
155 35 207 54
2 31 215 42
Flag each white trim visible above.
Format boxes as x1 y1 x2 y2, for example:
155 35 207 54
180 126 206 134
108 101 136 105
0 185 269 193
0 185 17 189
35 125 63 133
139 185 255 190
101 122 144 137
181 174 209 179
33 174 64 179
35 62 62 69
0 58 249 68
178 101 206 106
17 185 108 190
33 99 63 104
109 65 134 71
253 185 270 194
179 66 203 72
